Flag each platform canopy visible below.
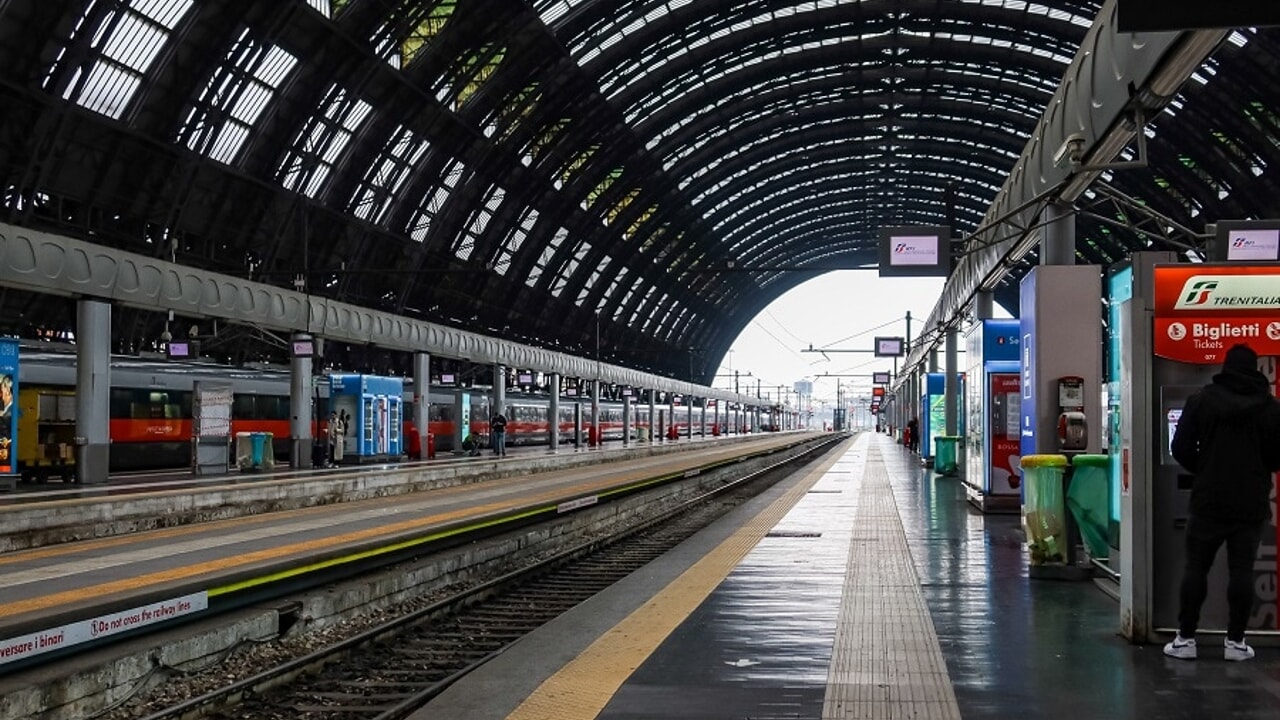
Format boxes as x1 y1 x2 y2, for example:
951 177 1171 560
0 1 1276 382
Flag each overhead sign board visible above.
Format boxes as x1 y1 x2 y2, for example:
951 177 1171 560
874 337 905 357
1117 2 1280 32
872 371 891 384
1152 264 1280 363
878 225 952 278
1214 220 1280 262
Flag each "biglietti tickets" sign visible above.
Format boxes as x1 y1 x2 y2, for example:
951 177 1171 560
1154 265 1280 364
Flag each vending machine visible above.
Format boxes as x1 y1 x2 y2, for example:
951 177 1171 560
964 319 1021 512
1117 253 1280 642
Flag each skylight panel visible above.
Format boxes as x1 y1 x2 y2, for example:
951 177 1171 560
57 0 194 119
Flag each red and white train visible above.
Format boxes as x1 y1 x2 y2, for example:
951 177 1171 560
16 352 771 480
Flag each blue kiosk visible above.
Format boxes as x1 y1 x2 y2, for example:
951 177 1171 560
329 374 405 463
963 319 1022 512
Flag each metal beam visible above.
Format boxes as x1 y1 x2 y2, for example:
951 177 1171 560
0 222 763 406
902 0 1226 371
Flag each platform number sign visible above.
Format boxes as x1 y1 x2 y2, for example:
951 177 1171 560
0 338 17 475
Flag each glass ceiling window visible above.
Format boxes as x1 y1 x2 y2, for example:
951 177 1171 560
278 86 373 198
550 239 588 298
304 0 353 17
352 126 430 225
434 44 506 111
495 208 538 276
577 256 608 306
50 0 194 120
455 186 506 261
369 0 457 69
527 226 568 290
180 30 297 166
409 159 469 242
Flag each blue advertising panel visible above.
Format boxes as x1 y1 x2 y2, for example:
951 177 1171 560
0 338 16 476
981 318 1021 363
1019 272 1039 458
1106 266 1133 527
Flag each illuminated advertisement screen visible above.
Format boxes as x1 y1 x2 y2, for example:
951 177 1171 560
0 339 16 475
878 225 952 278
873 371 890 384
518 372 534 384
874 337 905 357
1215 221 1280 262
166 341 190 359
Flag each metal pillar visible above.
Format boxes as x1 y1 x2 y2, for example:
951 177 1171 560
975 290 994 320
74 299 111 484
413 352 430 460
1041 201 1076 266
944 328 958 436
290 332 313 469
648 391 656 442
700 402 707 437
549 373 560 451
686 400 693 439
493 363 505 415
622 396 632 447
591 380 601 446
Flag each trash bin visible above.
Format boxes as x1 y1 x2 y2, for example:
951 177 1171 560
235 432 253 471
934 436 961 476
1068 454 1111 559
1020 454 1069 565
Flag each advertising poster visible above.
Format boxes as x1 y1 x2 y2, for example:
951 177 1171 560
988 373 1022 495
0 338 18 476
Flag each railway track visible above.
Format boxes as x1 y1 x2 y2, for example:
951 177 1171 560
126 439 836 720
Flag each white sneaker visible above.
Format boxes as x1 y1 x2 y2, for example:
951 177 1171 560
1163 634 1197 660
1225 638 1255 662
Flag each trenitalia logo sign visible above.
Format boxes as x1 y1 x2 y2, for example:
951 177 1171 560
1154 265 1280 364
1172 275 1280 310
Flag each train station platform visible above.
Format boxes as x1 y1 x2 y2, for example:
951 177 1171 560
418 433 1280 720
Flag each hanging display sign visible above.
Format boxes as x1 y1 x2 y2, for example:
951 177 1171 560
1153 264 1280 364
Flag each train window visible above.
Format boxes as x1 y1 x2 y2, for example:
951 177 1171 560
110 389 135 418
232 394 256 419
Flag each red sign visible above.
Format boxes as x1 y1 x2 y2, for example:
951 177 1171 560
872 387 885 397
988 373 1021 495
1153 264 1280 364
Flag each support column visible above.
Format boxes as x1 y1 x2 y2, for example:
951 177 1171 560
648 390 656 443
75 299 111 484
975 290 994 320
493 363 506 415
622 396 632 447
700 401 707 437
591 380 601 447
686 399 693 439
413 352 430 460
549 373 561 452
290 332 313 469
1041 201 1076 266
945 328 958 437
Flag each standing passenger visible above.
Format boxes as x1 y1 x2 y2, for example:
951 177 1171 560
333 410 347 465
326 411 338 467
1164 344 1280 661
490 410 508 457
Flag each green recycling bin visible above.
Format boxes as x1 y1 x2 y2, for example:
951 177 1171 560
1068 454 1110 559
1020 454 1069 565
934 436 961 476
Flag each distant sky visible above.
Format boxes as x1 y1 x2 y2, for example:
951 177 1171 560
713 270 1011 408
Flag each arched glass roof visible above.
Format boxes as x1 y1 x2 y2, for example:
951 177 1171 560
0 1 1277 382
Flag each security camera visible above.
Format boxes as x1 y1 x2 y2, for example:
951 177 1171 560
1053 133 1086 168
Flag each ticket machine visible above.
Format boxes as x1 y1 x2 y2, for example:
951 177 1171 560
1116 252 1280 642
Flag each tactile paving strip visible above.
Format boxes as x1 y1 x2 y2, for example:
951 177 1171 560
821 444 962 720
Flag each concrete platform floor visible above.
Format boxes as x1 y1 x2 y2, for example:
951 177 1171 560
417 433 1280 719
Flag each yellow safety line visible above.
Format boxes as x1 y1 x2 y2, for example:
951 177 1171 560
504 438 853 720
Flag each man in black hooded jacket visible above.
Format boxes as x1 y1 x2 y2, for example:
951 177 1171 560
1164 343 1280 661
